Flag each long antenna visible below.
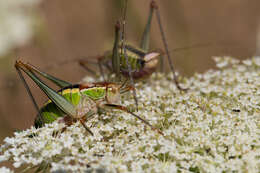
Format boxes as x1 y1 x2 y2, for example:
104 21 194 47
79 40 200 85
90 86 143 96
121 0 139 110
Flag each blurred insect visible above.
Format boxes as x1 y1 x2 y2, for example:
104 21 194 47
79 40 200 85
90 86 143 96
77 0 185 90
15 60 163 135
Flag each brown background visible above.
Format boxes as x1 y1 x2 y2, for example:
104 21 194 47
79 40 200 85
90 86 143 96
0 0 259 151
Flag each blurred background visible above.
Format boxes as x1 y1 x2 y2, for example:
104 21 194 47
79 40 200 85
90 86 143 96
0 0 260 146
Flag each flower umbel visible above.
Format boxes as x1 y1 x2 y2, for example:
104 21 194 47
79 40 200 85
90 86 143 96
0 57 259 172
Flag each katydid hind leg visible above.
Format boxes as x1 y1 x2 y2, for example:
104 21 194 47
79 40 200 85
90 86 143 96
15 63 44 124
23 61 72 88
15 60 77 118
112 21 121 76
140 0 155 52
153 0 188 91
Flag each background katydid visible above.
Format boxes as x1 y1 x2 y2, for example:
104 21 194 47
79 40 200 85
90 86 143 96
78 0 187 91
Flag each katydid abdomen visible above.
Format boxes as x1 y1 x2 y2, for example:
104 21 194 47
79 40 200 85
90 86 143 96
103 49 160 79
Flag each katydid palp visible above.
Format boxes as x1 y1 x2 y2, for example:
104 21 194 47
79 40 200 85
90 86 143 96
15 60 163 136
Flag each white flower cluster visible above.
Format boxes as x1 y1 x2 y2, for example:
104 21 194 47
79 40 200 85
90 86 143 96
0 57 259 172
0 0 41 57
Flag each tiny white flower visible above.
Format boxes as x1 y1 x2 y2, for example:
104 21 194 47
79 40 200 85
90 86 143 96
1 57 259 172
253 56 260 66
0 167 13 173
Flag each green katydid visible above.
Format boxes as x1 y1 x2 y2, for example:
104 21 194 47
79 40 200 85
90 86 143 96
15 60 163 136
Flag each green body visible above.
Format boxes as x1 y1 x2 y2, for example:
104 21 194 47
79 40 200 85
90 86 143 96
104 48 145 73
35 85 107 128
119 50 145 72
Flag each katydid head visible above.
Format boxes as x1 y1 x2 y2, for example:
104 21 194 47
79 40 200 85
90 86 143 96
106 82 135 104
143 52 160 70
106 83 121 104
